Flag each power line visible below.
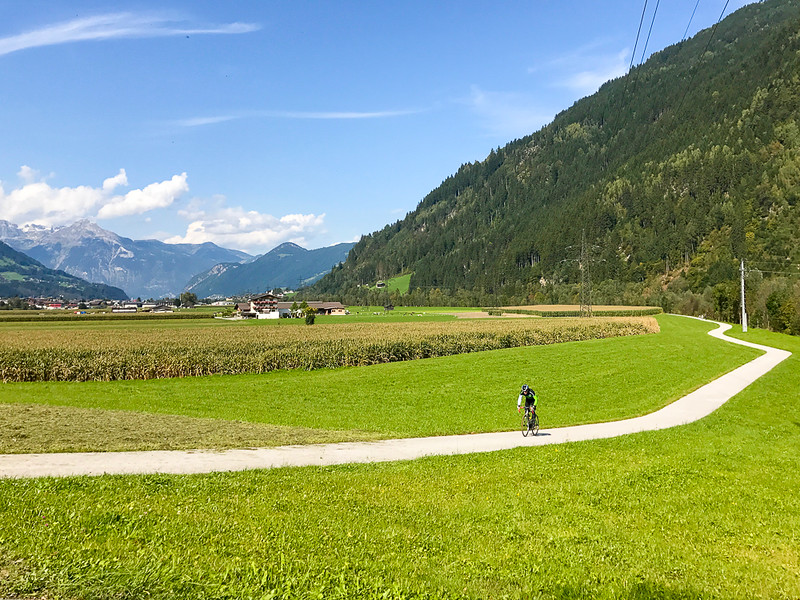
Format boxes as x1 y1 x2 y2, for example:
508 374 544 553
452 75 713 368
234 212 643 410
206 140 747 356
749 269 800 276
639 0 661 65
673 0 731 117
628 1 650 74
606 0 650 152
630 0 662 97
750 259 800 266
748 260 800 269
683 0 702 41
621 0 650 105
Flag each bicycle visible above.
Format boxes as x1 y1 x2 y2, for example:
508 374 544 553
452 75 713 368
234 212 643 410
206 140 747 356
521 406 539 437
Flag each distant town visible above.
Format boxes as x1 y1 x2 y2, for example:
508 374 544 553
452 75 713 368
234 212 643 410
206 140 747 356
0 289 347 319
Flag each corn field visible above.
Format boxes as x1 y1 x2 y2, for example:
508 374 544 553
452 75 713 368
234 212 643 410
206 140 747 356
0 317 658 382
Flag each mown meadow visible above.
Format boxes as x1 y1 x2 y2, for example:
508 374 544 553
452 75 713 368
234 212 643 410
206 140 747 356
1 315 797 599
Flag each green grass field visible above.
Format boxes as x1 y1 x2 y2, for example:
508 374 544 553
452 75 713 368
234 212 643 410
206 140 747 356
1 317 797 599
0 271 25 281
385 273 412 294
0 316 754 452
365 273 412 294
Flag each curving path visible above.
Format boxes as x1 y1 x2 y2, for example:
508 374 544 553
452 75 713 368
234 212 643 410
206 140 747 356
0 319 791 479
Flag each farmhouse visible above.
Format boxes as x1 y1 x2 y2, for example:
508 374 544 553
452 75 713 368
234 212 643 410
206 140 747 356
148 304 173 313
235 295 348 319
276 301 348 316
315 301 348 316
234 293 281 319
235 302 257 319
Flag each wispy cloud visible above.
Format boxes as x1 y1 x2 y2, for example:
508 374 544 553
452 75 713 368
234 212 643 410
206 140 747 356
173 108 424 128
530 40 630 97
175 115 240 128
466 86 555 139
269 109 422 120
555 48 629 94
0 12 259 57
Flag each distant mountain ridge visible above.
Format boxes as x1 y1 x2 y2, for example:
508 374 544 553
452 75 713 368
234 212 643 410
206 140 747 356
0 220 252 299
184 241 356 297
0 240 127 300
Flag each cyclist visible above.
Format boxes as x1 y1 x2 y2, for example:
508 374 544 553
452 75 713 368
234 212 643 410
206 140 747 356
517 384 538 420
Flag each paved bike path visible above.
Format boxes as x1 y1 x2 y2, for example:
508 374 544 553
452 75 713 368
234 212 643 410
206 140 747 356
0 320 791 478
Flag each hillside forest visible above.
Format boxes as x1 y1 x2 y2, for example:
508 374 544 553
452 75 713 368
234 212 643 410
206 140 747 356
309 0 800 335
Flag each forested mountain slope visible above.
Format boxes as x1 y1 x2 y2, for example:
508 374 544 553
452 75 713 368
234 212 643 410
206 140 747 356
313 0 800 333
0 240 128 300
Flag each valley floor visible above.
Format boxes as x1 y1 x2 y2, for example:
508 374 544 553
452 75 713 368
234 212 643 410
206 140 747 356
0 319 788 478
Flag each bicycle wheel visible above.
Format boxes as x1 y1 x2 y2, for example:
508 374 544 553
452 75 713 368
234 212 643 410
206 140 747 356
532 413 539 436
521 413 529 437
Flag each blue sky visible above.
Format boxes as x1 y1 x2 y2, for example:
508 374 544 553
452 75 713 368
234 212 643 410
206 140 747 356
0 0 753 254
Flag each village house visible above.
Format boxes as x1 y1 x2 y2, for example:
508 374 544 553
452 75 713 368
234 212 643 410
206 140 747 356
112 306 137 313
235 295 348 319
234 293 280 319
146 304 173 313
276 301 348 316
251 293 280 319
235 302 257 318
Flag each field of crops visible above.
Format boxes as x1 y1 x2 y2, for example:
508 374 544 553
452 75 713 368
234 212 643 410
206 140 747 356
0 317 657 382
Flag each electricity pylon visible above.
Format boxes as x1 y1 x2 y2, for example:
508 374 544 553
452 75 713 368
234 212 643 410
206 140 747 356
579 230 592 318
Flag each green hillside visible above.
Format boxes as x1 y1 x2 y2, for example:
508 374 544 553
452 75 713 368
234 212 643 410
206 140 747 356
313 0 800 333
0 240 128 300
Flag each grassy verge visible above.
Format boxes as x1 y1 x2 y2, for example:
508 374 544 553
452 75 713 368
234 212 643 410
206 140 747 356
0 316 758 452
0 404 376 453
0 324 797 598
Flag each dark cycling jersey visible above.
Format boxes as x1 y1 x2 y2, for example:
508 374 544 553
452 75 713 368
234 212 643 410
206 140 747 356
517 389 538 410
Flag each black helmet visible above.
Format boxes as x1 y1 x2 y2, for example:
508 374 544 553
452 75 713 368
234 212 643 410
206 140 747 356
521 384 529 392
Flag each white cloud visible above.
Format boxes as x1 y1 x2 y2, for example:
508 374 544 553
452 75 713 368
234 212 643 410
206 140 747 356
165 201 326 252
17 165 40 184
0 168 189 227
554 48 629 95
467 86 555 139
0 12 259 57
97 173 188 219
102 169 128 192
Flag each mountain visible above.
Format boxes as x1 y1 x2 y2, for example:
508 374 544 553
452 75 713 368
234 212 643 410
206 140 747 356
311 0 800 330
0 220 252 299
0 240 128 300
184 241 356 297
